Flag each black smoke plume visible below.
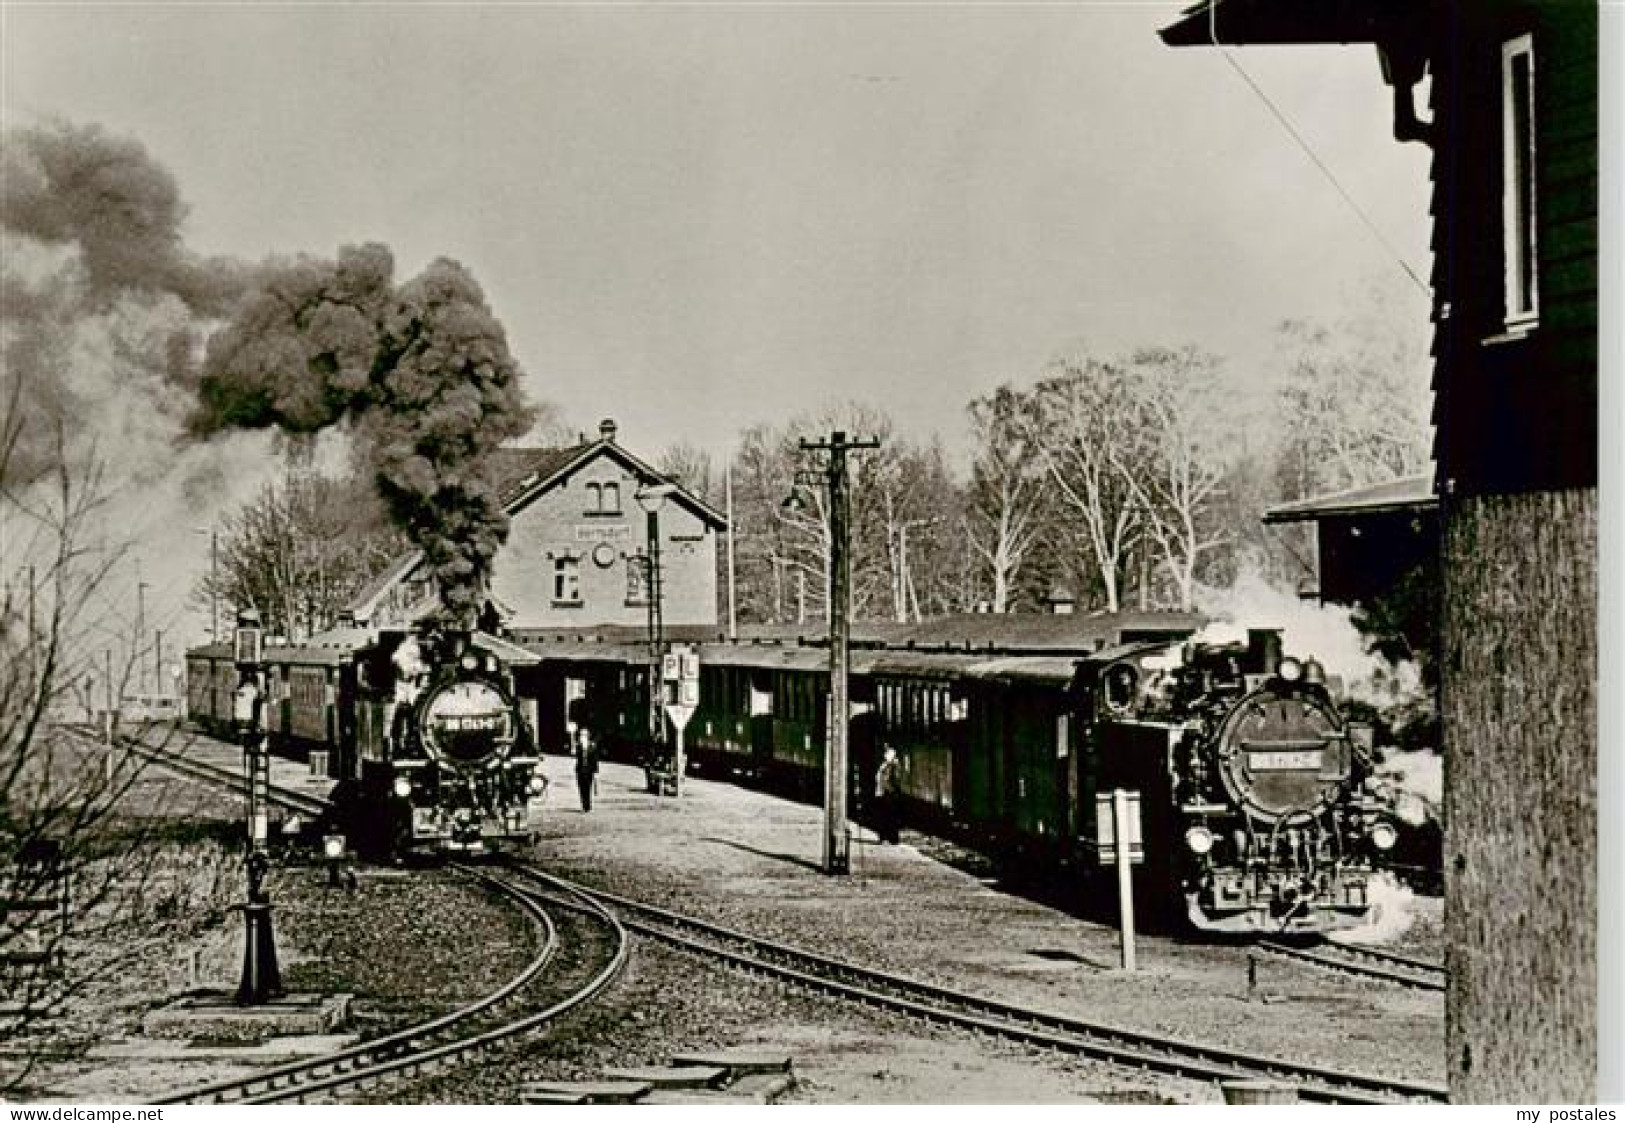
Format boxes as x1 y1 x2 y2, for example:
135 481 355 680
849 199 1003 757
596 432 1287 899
1 120 245 317
190 245 536 627
1 121 252 488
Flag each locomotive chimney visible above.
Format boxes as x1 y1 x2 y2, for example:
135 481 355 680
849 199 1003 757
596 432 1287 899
1247 629 1282 675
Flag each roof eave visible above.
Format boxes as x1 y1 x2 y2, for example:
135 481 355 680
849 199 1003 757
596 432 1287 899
1159 0 1411 48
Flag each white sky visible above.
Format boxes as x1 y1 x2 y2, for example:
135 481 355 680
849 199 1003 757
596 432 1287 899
1 1 1437 652
3 2 1433 453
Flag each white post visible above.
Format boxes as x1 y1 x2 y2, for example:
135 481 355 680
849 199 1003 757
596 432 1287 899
673 723 685 797
1113 788 1137 972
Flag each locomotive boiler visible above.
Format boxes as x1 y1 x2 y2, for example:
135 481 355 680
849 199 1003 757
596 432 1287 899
1084 630 1395 933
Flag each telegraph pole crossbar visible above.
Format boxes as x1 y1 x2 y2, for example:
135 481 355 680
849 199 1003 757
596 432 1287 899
797 430 880 876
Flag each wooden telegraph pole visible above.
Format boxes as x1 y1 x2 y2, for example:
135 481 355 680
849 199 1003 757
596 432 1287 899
798 430 879 876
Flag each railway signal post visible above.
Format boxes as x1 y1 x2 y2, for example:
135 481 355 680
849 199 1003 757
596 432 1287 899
793 430 880 876
232 608 281 1005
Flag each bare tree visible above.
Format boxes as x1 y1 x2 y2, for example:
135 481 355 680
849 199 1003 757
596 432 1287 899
658 442 717 506
1272 310 1432 499
1024 358 1142 613
198 464 403 641
1 410 234 1091
965 385 1047 613
1114 346 1236 612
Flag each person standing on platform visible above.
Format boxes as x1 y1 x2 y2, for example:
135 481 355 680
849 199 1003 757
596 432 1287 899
573 726 599 813
873 745 902 844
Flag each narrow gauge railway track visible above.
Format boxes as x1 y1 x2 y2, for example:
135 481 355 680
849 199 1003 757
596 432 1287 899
525 867 1447 1105
1259 938 1446 992
152 866 629 1105
50 725 634 1104
57 724 329 820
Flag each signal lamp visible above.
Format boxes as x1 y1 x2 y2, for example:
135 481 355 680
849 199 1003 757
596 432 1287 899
1277 657 1304 683
322 834 346 860
1369 820 1399 851
1184 825 1215 855
393 776 413 798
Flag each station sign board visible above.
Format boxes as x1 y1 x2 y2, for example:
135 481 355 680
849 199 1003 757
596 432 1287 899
1094 791 1144 865
663 644 700 731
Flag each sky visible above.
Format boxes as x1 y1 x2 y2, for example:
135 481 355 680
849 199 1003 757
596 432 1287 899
0 0 1437 657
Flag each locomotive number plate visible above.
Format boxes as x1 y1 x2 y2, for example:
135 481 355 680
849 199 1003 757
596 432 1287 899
1247 750 1322 770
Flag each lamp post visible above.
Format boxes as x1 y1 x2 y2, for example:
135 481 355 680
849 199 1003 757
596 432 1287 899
788 430 880 875
636 483 678 778
232 607 281 1005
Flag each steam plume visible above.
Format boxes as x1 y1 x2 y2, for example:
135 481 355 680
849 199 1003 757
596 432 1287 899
190 245 536 626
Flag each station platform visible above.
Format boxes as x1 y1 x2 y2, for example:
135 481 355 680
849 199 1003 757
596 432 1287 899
527 755 1445 1098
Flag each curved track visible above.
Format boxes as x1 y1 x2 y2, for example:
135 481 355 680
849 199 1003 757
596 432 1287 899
151 865 628 1105
1259 938 1446 992
528 867 1447 1105
53 725 632 1104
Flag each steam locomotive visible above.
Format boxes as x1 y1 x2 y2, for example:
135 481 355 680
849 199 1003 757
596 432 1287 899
188 624 545 858
346 625 545 857
1078 630 1389 933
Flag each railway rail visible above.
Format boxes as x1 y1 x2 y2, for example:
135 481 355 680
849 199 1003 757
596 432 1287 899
1259 938 1446 992
525 866 1447 1106
52 724 633 1104
151 865 629 1105
57 723 330 821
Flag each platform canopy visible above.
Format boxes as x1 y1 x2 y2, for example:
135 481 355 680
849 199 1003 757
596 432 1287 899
1262 474 1437 525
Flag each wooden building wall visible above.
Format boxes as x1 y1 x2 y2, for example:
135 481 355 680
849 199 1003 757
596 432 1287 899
1427 1 1598 1103
1429 2 1597 496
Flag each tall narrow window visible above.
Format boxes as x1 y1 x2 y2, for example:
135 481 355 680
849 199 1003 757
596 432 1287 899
1502 34 1538 328
552 556 581 604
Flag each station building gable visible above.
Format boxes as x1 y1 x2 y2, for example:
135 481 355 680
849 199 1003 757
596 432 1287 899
348 420 726 631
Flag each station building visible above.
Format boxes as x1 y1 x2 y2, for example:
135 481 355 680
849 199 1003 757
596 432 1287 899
347 419 726 630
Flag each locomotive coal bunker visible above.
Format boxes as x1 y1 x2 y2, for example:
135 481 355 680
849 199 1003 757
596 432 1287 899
1082 628 1395 934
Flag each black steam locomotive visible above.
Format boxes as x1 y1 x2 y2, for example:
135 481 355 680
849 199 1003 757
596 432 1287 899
1082 630 1392 933
347 626 545 857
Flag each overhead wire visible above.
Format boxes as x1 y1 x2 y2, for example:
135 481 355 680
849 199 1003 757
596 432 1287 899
1206 1 1431 298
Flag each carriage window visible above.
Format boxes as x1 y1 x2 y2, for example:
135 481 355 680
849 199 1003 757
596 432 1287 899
1502 33 1538 329
552 557 581 604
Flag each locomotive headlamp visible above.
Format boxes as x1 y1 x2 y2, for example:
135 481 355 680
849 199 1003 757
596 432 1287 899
1368 820 1399 851
322 834 346 860
1277 657 1304 683
528 774 547 795
461 653 479 671
393 776 413 798
1184 825 1215 855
